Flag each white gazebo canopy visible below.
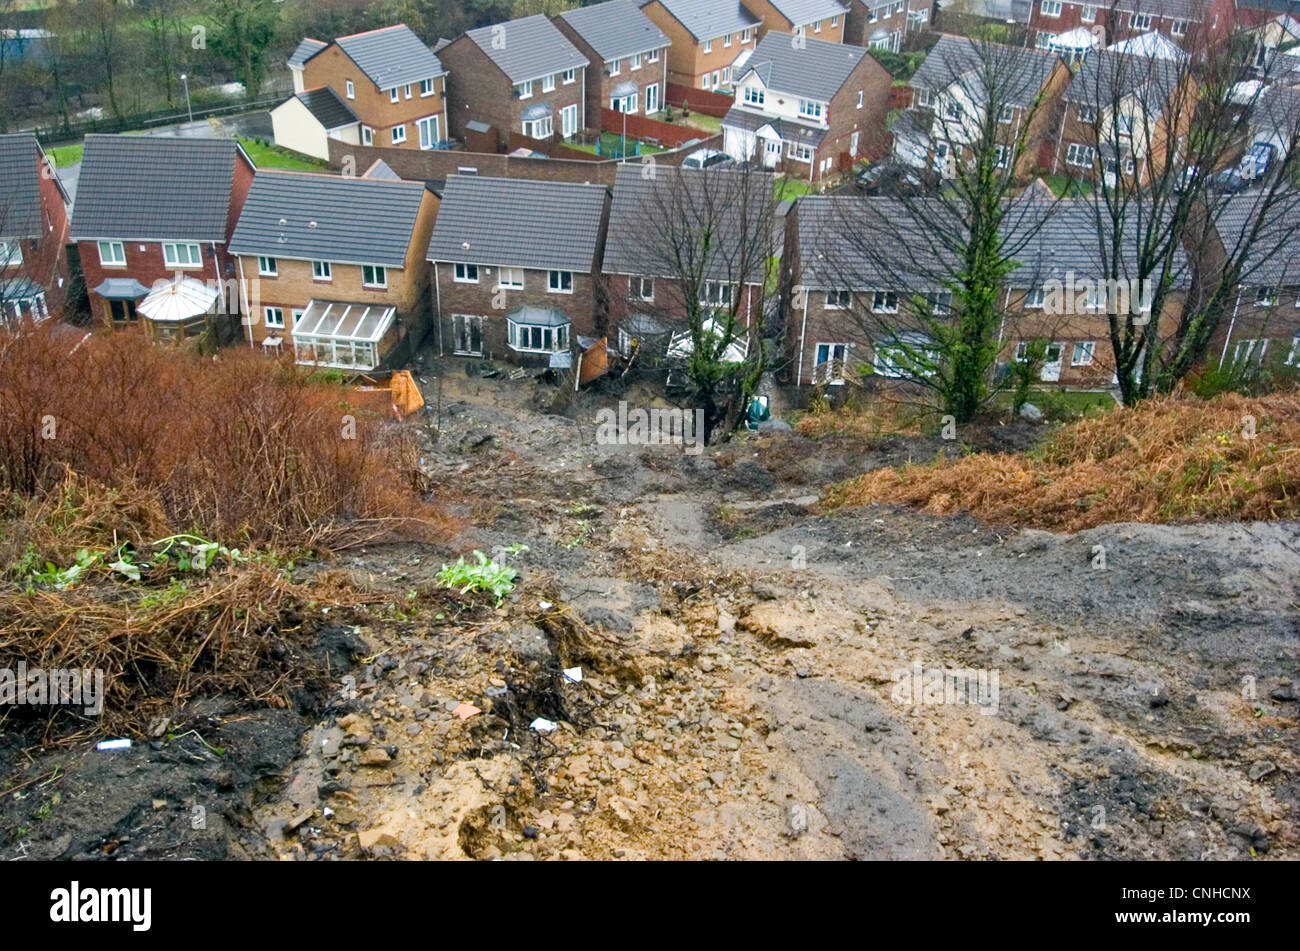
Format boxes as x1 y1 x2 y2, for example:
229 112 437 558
138 276 218 322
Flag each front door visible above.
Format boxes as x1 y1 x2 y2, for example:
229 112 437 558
763 137 782 168
645 82 659 114
814 342 848 384
453 314 483 356
1040 342 1063 382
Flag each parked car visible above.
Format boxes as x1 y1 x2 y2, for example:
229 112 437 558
854 161 932 195
682 148 733 170
1210 167 1248 193
1240 142 1275 180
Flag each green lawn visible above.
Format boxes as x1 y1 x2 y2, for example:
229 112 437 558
674 113 722 135
1040 174 1093 197
773 177 814 201
567 131 665 157
47 144 83 167
237 137 327 171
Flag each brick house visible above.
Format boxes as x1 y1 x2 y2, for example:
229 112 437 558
1209 194 1300 376
288 38 328 94
228 168 438 372
897 35 1068 182
1053 48 1190 186
70 135 255 336
639 0 762 90
426 175 611 367
438 14 590 151
603 163 775 356
746 0 849 41
555 0 672 119
1026 0 1237 52
723 31 891 181
0 133 71 325
844 0 933 52
298 24 449 151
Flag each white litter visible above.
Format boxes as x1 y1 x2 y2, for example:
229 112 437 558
539 601 553 610
562 667 583 683
96 739 131 751
530 717 558 734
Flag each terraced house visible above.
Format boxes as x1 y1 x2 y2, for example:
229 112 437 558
438 14 589 150
71 135 254 339
427 176 611 366
555 0 672 119
228 169 438 372
723 32 891 180
640 0 762 90
0 133 71 325
745 0 850 41
296 24 449 151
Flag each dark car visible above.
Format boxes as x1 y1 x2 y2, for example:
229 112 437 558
855 161 932 195
1210 167 1248 193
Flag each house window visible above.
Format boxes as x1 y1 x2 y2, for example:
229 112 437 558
362 126 374 146
744 86 765 106
612 91 639 112
391 124 407 145
346 80 355 99
998 103 1014 123
826 289 852 309
548 270 573 294
788 143 814 162
516 80 533 99
258 256 277 276
162 242 202 268
648 49 660 62
742 28 752 42
945 98 963 120
312 260 331 281
417 114 441 150
1035 31 1053 49
925 291 952 314
543 73 556 92
703 38 713 54
1076 104 1096 123
994 144 1009 168
98 240 126 267
610 58 621 76
1081 4 1096 21
832 15 840 27
390 88 400 103
421 78 435 97
264 306 285 329
454 263 479 283
1130 12 1152 29
524 115 554 139
724 33 733 47
1171 19 1189 35
700 281 732 307
1072 341 1096 366
916 88 932 107
1066 143 1095 167
631 53 642 70
560 104 579 138
563 68 576 84
405 84 413 99
874 338 936 378
1256 287 1278 306
799 99 824 120
872 290 899 313
813 20 822 33
362 264 386 288
1040 0 1062 16
814 342 848 384
629 276 654 301
0 240 21 267
498 267 524 289
509 318 569 353
1233 338 1268 365
1026 287 1046 308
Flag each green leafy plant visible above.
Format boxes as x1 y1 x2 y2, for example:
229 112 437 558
436 551 517 605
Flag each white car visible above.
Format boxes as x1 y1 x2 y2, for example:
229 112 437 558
681 148 733 170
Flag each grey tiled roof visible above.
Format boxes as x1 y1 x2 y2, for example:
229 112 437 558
288 38 327 69
463 14 589 84
229 171 427 268
295 87 359 129
1112 0 1203 20
796 195 960 289
70 135 245 242
1065 49 1181 111
0 133 43 240
1216 193 1300 287
723 106 828 148
911 34 1061 107
604 163 776 280
648 0 761 41
737 32 867 102
559 0 671 62
426 175 609 273
336 25 445 90
767 0 850 25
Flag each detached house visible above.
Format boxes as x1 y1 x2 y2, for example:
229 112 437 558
288 39 328 94
1027 0 1235 52
746 0 849 41
438 14 590 150
0 133 71 325
724 32 890 180
229 169 438 372
296 24 449 151
555 0 672 118
71 135 254 338
427 175 610 366
844 0 933 52
896 35 1068 180
640 0 762 90
1054 48 1189 185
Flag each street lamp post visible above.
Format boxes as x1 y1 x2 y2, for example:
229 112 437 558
180 73 193 125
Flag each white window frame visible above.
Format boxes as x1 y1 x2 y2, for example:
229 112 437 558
420 78 435 97
391 124 406 145
98 240 126 267
563 68 576 84
814 342 849 384
516 80 533 99
312 260 332 281
0 239 22 267
631 53 642 70
454 263 479 284
703 38 713 54
1081 4 1096 22
258 255 277 277
362 126 374 146
799 99 824 120
498 266 524 290
1171 18 1189 35
825 289 852 310
1130 12 1152 29
560 104 579 138
1066 143 1095 168
390 87 400 104
1071 341 1096 366
610 58 621 76
417 114 441 150
162 242 202 268
648 48 660 63
362 264 387 289
916 88 932 107
700 281 733 307
264 305 285 329
998 103 1015 123
872 289 899 313
1255 287 1278 306
346 80 355 100
548 270 574 294
1040 0 1062 16
744 85 765 106
543 73 557 92
509 319 569 353
524 115 554 139
629 275 654 301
